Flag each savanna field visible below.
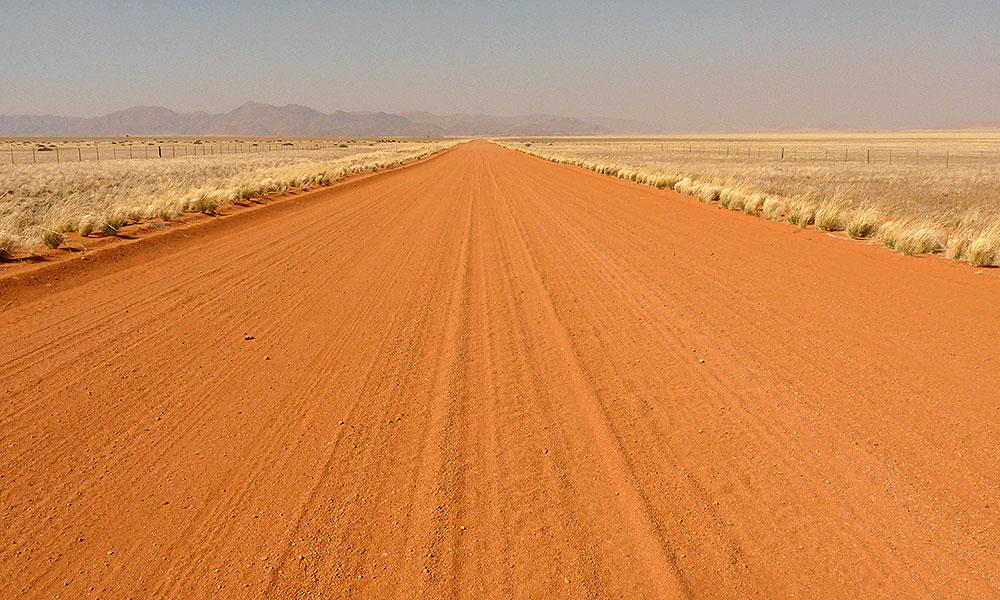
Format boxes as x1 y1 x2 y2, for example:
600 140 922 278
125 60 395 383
0 138 455 258
497 132 1000 266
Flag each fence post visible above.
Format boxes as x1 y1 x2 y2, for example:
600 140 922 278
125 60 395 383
9 147 12 164
78 146 82 161
56 147 60 162
33 147 36 163
158 145 162 158
867 149 870 163
781 148 784 159
96 144 100 161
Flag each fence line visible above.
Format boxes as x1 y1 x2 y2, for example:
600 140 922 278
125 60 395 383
522 142 1000 168
0 140 375 165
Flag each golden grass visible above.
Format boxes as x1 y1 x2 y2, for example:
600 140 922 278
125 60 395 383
0 140 455 256
496 133 1000 267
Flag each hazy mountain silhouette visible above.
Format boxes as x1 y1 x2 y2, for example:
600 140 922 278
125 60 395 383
0 102 611 137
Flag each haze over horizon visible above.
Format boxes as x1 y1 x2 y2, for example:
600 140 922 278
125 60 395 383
3 1 998 131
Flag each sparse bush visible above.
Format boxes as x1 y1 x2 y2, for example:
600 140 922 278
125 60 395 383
877 221 904 249
653 175 675 189
77 215 96 237
966 233 998 267
192 195 218 215
815 205 846 231
761 197 786 220
845 208 880 239
881 223 944 255
100 213 127 236
40 228 65 249
157 203 178 221
787 204 815 227
719 188 741 209
945 235 970 261
696 184 722 203
741 193 765 215
0 236 15 261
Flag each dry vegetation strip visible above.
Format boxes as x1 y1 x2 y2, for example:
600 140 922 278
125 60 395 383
496 133 1000 267
0 140 456 256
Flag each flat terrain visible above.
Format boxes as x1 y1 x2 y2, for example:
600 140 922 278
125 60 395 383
499 133 1000 267
2 140 999 598
0 139 451 250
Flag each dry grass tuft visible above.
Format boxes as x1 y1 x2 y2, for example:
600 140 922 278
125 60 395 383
761 197 786 221
845 207 880 239
100 213 127 237
966 230 1000 266
814 204 846 232
0 235 14 261
77 215 96 237
787 204 815 228
40 228 65 249
878 221 944 255
741 193 766 215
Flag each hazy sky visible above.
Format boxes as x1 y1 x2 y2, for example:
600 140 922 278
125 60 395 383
2 1 998 130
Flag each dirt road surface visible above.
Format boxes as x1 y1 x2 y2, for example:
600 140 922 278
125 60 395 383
2 140 999 598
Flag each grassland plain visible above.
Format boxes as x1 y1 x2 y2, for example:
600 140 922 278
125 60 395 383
0 139 456 257
496 132 1000 267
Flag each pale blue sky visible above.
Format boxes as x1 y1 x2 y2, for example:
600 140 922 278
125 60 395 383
2 1 998 130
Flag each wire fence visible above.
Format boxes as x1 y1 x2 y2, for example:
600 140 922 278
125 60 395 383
526 142 1000 168
0 140 378 165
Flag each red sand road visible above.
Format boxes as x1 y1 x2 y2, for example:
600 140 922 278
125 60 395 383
2 140 1000 598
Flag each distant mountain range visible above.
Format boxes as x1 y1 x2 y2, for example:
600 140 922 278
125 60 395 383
0 102 611 137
